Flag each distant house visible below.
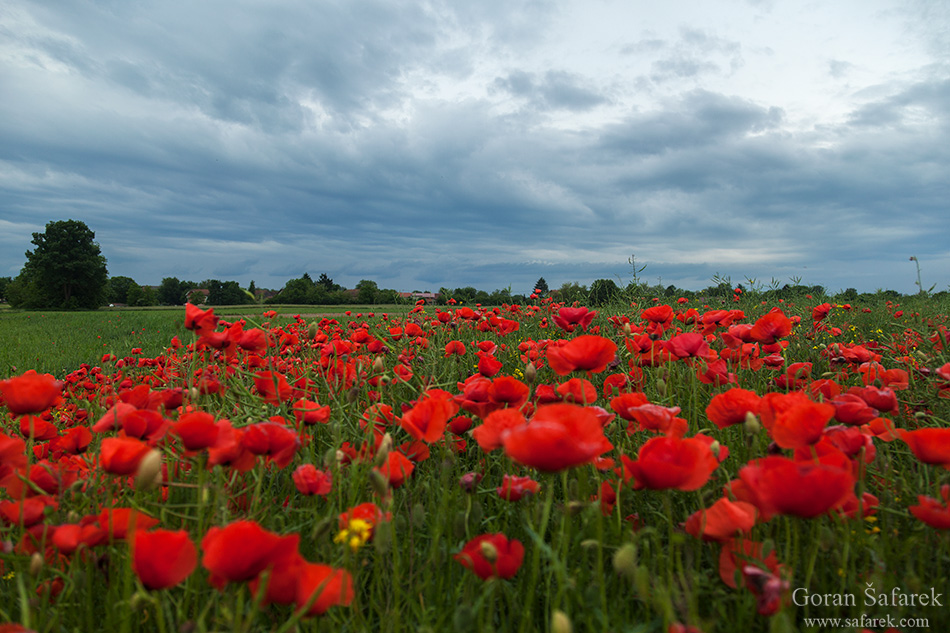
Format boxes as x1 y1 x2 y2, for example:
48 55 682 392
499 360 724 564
186 288 210 305
398 292 440 305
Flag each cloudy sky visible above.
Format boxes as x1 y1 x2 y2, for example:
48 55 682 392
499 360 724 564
2 0 948 296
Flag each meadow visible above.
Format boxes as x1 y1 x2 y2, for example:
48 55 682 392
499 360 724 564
0 293 949 633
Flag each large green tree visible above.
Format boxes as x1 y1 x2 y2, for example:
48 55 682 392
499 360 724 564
106 276 137 304
158 277 187 306
589 279 620 306
0 277 12 303
15 220 108 309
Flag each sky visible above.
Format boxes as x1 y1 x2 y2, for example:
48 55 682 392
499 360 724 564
1 0 948 296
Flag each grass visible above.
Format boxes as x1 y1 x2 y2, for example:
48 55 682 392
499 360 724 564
1 294 949 632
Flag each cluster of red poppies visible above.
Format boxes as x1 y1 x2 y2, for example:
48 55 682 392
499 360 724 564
1 296 948 631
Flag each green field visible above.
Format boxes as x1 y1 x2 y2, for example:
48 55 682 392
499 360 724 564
0 305 410 378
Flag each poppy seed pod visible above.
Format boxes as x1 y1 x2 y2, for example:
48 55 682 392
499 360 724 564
744 411 761 434
551 611 573 633
479 540 499 563
135 449 163 491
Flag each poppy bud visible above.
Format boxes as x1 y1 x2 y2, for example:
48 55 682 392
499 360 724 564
655 378 667 398
552 610 573 633
612 543 637 579
744 411 761 435
459 471 482 493
307 322 318 339
562 501 587 516
634 565 651 598
373 433 393 467
135 449 163 491
369 469 390 498
708 440 721 460
30 552 43 576
623 323 633 336
479 540 498 563
189 387 200 401
525 362 537 385
373 356 385 374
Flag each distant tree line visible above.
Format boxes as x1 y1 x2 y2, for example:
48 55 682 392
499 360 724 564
2 221 944 310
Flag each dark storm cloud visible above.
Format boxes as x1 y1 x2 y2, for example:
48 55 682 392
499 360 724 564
1 1 948 296
598 90 784 157
492 70 609 111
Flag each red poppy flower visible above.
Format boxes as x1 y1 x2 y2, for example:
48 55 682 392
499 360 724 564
201 520 284 589
295 563 355 617
18 416 58 441
487 376 530 410
91 403 139 433
241 421 300 468
706 388 761 429
400 390 460 443
851 385 898 413
376 451 414 488
472 408 527 452
132 529 198 590
207 421 256 472
502 404 613 472
718 539 782 589
248 534 305 606
555 378 598 405
899 428 950 469
444 340 467 357
758 392 834 450
448 415 474 436
99 437 152 476
454 533 524 580
620 435 719 491
738 456 854 519
0 370 63 415
292 399 331 425
547 335 617 375
49 426 92 455
624 403 687 437
610 392 650 419
0 496 57 527
909 485 950 529
238 328 269 352
684 497 757 541
640 305 674 326
496 474 539 501
292 464 332 496
666 332 710 359
173 411 221 451
477 352 503 377
830 393 879 426
184 303 218 334
98 508 160 541
748 309 792 344
254 371 294 405
552 307 597 332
